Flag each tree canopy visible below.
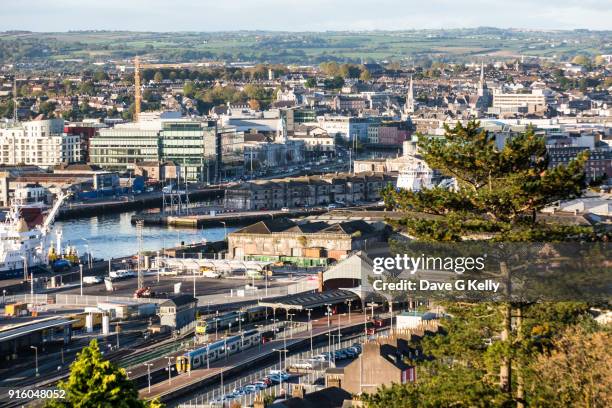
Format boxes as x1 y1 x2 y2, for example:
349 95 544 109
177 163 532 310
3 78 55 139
368 120 609 407
45 339 162 408
381 121 594 241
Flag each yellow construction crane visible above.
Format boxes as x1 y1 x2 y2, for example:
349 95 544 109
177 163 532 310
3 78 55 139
132 57 203 122
134 56 141 121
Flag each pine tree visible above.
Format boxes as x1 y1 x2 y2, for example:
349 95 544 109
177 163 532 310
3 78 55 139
372 121 608 407
382 121 596 241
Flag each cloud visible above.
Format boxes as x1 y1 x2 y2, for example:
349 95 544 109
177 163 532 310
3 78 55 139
1 0 611 31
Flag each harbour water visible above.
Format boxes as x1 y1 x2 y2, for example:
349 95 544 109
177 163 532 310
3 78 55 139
54 211 237 260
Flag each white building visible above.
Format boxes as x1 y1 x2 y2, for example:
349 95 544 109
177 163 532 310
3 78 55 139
396 311 439 329
0 119 81 168
317 115 370 142
491 88 548 113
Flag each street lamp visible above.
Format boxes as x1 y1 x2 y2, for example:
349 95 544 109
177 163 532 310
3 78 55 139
82 238 92 269
30 346 39 376
215 316 219 340
144 363 153 393
325 304 332 327
346 300 353 323
287 313 295 339
79 264 83 296
166 357 174 384
20 255 28 282
220 221 227 240
273 348 288 392
115 321 121 349
306 308 313 354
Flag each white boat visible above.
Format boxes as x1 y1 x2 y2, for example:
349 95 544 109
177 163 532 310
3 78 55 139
0 192 70 279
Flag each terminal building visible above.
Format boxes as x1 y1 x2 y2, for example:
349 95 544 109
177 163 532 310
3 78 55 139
0 316 73 359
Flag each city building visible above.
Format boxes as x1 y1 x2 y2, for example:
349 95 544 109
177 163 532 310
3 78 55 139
224 173 395 210
491 88 548 115
90 116 243 182
326 333 416 394
0 118 81 168
158 295 197 330
289 126 335 153
326 324 440 394
317 116 371 142
228 218 379 265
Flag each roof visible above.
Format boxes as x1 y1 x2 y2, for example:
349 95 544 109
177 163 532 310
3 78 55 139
0 317 75 343
233 218 297 234
160 295 197 308
258 289 360 311
269 387 351 408
232 220 374 236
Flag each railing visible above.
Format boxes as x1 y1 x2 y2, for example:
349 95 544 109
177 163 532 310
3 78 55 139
0 293 50 306
178 331 377 408
195 279 318 306
54 294 167 306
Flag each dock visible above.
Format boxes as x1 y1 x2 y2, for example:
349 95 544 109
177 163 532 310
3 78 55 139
57 188 224 219
130 208 327 228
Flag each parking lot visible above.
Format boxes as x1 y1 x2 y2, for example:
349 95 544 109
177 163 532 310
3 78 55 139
57 273 289 298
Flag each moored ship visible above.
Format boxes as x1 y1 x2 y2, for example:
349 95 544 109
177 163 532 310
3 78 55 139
0 192 69 279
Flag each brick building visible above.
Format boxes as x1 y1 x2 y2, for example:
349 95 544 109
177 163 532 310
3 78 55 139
228 218 380 265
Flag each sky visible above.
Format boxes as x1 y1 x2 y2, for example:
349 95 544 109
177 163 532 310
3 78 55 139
1 0 611 32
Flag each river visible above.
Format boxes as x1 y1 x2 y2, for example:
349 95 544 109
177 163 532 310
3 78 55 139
53 211 238 260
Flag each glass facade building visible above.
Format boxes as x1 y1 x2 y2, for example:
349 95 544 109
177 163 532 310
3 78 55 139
90 119 244 182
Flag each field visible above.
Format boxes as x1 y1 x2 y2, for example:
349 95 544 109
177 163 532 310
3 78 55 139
0 28 610 66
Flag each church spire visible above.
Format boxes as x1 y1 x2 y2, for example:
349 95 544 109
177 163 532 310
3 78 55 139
404 76 415 115
480 61 484 83
478 62 487 97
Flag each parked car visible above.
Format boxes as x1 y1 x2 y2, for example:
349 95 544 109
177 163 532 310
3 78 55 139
290 361 313 369
251 381 268 390
83 276 103 284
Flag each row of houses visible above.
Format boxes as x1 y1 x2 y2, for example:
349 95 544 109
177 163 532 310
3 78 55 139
223 173 395 210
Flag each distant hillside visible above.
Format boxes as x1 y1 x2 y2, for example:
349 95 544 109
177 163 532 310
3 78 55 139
0 29 610 65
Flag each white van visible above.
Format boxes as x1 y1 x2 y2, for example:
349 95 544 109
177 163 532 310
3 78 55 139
109 270 136 280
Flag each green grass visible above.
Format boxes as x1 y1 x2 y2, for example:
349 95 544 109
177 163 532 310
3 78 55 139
1 29 609 64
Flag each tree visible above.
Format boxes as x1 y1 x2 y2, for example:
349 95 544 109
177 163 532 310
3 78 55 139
63 80 73 95
248 99 260 111
78 81 95 95
529 325 611 407
382 121 589 241
319 61 340 77
360 69 371 81
305 77 317 88
375 120 603 406
93 71 108 82
243 84 268 101
571 55 590 67
38 101 57 117
183 81 195 98
153 71 164 83
594 55 606 66
323 76 344 90
45 339 163 408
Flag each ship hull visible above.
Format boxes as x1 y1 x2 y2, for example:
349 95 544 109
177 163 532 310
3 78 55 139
0 265 48 280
